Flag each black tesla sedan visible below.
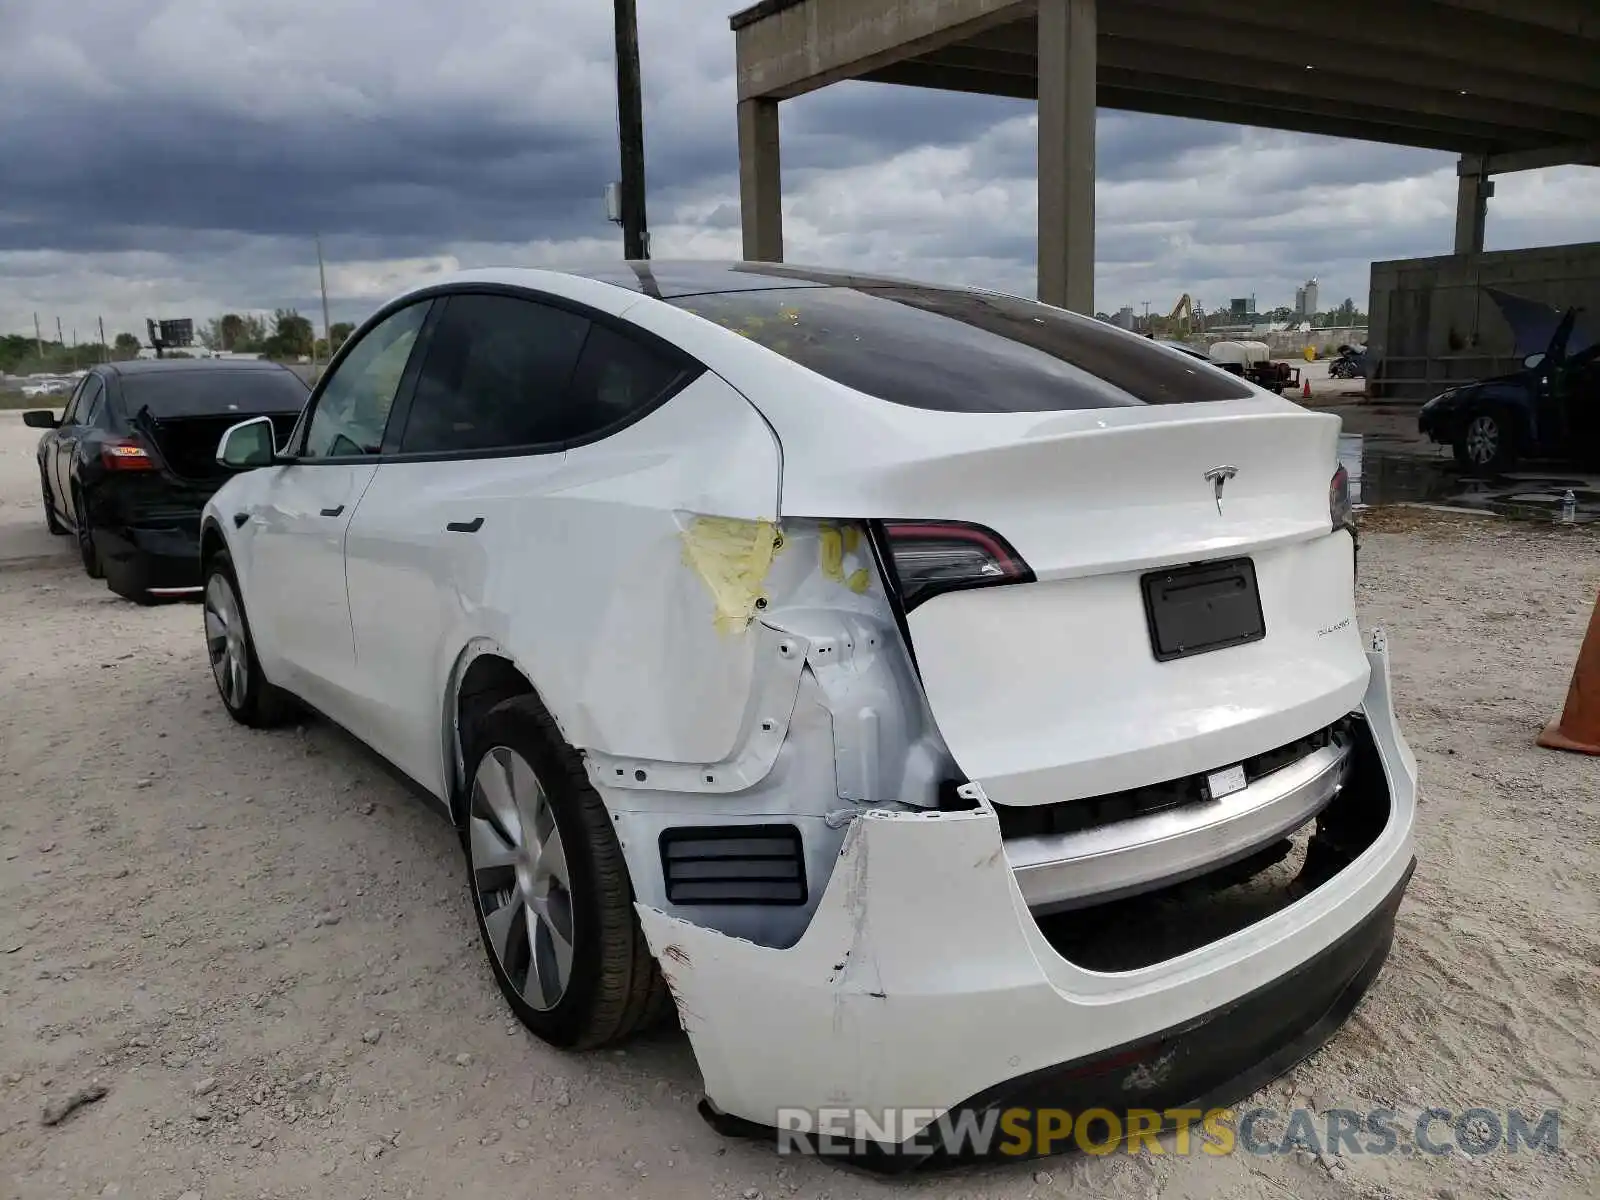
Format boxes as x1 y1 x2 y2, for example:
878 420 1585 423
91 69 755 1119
26 358 308 602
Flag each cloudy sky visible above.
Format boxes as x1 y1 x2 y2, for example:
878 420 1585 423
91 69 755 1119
4 0 1598 345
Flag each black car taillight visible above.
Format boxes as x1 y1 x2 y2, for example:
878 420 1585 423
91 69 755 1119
878 520 1034 612
101 436 158 471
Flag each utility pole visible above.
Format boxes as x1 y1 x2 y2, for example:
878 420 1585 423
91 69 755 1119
98 316 107 361
613 0 649 259
316 234 333 360
34 312 43 362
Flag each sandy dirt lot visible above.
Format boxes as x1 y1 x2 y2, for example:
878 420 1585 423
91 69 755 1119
1 411 1597 1199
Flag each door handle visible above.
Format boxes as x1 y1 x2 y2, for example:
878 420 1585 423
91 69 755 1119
320 505 345 517
446 517 484 533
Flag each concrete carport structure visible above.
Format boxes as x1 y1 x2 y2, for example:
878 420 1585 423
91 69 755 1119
729 0 1600 314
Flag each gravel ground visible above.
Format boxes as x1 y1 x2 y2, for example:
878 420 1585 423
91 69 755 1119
1 415 1597 1197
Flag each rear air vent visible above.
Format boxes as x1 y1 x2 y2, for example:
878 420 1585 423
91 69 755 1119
659 824 807 906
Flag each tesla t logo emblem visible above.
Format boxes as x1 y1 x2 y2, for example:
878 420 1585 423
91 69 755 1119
1204 465 1238 514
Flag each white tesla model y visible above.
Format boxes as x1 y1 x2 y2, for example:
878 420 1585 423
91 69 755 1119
201 262 1416 1165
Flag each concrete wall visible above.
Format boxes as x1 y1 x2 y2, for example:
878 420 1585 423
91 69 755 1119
1367 240 1600 400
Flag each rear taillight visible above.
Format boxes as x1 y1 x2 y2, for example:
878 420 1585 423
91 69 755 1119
101 438 157 471
878 520 1034 612
1330 463 1352 529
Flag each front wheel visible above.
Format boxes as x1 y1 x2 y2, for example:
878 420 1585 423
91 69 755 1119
462 694 667 1050
202 553 296 727
40 469 68 535
1453 411 1516 472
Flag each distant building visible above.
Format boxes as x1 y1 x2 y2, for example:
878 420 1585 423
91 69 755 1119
1295 278 1320 317
1113 306 1135 330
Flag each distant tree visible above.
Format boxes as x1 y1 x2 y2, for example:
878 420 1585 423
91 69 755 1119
261 309 314 360
220 313 246 351
329 321 354 352
112 333 142 360
313 338 330 360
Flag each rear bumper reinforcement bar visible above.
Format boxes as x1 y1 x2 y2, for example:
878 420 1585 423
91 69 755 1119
1008 736 1352 913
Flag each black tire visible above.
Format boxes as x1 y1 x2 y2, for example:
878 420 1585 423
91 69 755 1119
73 488 103 579
462 693 666 1050
202 551 297 727
1452 410 1517 472
40 469 68 535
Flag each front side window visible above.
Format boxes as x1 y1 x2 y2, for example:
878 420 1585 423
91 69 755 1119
301 302 430 458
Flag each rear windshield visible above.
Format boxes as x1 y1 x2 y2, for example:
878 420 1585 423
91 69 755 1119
120 369 310 418
669 284 1254 411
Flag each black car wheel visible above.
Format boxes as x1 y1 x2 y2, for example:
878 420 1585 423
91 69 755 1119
39 468 68 535
1454 411 1516 472
203 552 296 727
72 488 104 579
461 693 667 1050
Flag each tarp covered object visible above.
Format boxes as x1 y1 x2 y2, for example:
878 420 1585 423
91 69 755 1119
1484 287 1595 358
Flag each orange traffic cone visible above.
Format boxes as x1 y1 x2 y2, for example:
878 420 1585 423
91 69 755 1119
1302 377 1312 400
1537 591 1600 755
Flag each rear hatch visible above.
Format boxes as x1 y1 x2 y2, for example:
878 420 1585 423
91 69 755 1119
657 278 1366 807
119 365 308 497
875 403 1366 805
133 409 299 483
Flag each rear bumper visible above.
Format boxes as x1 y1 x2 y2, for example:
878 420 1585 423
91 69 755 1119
96 521 202 595
636 635 1417 1166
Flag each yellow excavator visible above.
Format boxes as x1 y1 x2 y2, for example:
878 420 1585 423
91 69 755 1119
1168 293 1195 338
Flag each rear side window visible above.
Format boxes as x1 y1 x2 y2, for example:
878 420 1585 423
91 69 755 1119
122 370 310 419
566 322 689 439
670 285 1255 411
399 293 693 454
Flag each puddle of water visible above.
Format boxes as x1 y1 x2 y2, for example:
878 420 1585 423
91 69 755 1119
1338 434 1600 525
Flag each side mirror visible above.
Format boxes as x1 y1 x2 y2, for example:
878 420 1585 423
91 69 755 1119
22 410 60 429
1524 352 1547 370
216 416 277 469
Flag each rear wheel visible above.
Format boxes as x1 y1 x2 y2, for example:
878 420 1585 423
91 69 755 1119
73 488 103 578
1454 411 1516 472
203 553 296 727
39 469 68 535
462 694 667 1049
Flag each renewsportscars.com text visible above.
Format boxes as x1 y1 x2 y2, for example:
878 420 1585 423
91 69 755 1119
774 1106 1562 1159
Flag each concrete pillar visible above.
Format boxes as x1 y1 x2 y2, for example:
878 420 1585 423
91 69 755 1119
1037 0 1096 313
1454 162 1493 255
738 98 783 262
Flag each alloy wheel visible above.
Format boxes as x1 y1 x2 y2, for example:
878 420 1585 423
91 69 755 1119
1465 414 1499 467
204 574 249 710
470 746 575 1012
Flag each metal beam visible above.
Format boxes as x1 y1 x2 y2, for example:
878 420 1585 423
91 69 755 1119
1103 0 1600 90
1037 0 1095 314
869 56 1555 151
732 0 1027 100
1092 5 1600 121
936 31 1600 124
1432 0 1600 39
1097 66 1557 149
738 98 784 262
1454 167 1493 254
1094 39 1594 143
1458 142 1600 175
